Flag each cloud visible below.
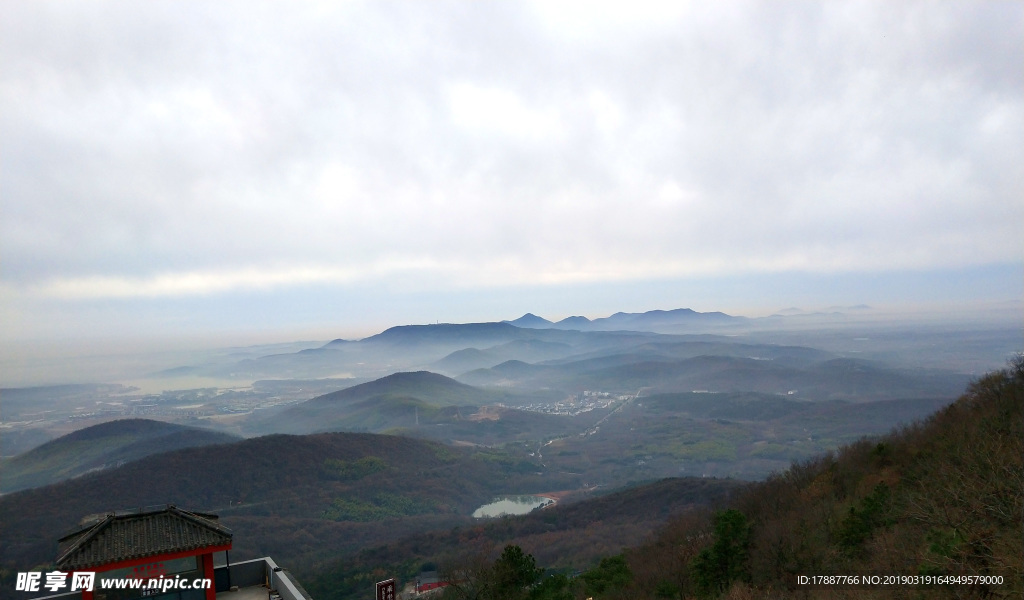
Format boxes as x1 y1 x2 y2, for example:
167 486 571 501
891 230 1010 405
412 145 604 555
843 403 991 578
31 266 364 300
1 0 1021 307
447 82 565 142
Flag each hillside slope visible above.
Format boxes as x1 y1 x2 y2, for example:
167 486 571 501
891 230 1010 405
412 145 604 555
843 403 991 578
304 477 746 600
616 359 1023 599
0 431 568 588
460 354 969 400
0 419 239 493
251 371 508 434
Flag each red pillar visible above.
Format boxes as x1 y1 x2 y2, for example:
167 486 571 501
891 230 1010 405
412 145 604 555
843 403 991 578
201 553 216 600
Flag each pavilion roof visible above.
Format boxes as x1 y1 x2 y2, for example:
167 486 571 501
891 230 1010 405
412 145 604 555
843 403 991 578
57 505 232 571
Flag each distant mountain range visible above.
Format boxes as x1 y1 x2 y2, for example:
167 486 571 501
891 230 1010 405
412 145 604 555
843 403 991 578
503 307 743 332
153 307 903 382
457 348 968 401
197 322 661 380
429 339 574 374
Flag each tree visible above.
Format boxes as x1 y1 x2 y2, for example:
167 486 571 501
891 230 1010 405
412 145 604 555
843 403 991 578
837 482 892 552
443 545 543 600
527 574 574 600
492 545 542 600
441 550 495 600
690 510 750 597
581 554 632 598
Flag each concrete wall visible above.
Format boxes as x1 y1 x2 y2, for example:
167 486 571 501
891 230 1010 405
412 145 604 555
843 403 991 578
213 559 312 600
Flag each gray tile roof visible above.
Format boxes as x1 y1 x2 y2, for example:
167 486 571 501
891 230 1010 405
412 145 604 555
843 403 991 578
57 506 232 571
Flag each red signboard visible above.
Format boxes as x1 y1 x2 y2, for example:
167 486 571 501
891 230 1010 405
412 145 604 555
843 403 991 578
375 578 396 600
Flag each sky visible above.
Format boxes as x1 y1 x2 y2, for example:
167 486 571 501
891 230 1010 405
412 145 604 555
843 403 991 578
2 0 1022 355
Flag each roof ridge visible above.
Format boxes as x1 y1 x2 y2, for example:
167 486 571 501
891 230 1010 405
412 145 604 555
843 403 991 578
57 507 232 571
56 514 114 566
169 506 233 536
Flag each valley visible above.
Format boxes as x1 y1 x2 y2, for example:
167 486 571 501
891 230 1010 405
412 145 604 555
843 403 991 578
0 308 1020 600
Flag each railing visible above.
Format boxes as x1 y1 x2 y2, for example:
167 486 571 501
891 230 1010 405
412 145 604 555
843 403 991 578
213 558 313 600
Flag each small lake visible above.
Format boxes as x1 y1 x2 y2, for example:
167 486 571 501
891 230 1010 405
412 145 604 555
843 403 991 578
472 495 554 518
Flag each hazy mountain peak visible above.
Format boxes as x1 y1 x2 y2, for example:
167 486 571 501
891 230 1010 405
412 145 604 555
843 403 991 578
503 313 554 328
555 315 591 326
364 321 521 344
776 307 805 314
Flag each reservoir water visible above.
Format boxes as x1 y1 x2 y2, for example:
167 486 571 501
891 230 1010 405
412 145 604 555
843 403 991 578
472 495 553 518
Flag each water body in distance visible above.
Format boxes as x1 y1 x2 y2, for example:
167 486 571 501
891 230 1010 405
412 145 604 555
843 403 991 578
472 495 554 518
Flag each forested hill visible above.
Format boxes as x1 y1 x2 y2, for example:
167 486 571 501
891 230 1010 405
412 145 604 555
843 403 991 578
249 371 506 434
0 431 561 591
335 361 1019 600
0 419 239 493
303 477 746 600
601 359 1023 599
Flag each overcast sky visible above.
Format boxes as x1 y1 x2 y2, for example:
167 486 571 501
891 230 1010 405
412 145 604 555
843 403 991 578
2 1 1022 352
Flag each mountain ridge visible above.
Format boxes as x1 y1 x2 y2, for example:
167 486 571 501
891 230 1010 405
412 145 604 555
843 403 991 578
252 371 505 435
0 419 239 493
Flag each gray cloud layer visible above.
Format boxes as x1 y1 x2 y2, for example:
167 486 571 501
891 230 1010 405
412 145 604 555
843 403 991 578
2 1 1021 303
